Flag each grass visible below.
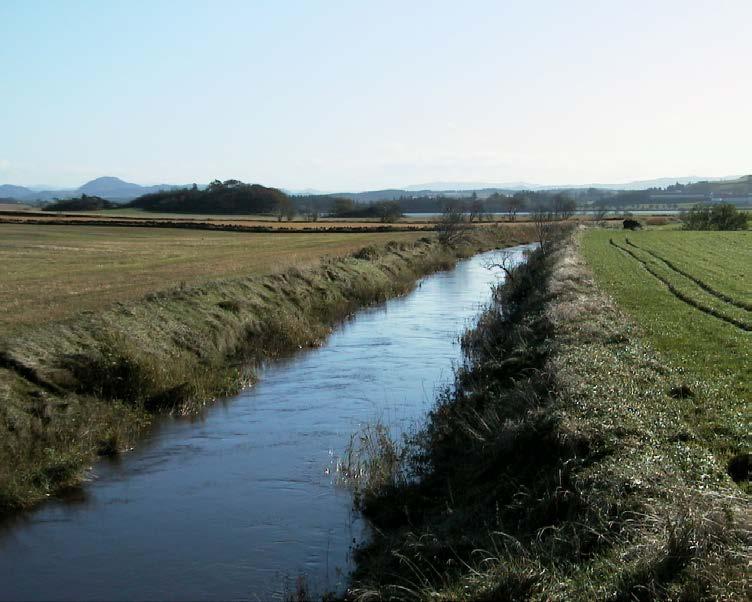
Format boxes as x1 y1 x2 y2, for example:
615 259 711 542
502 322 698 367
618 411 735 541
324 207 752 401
346 231 750 600
582 229 751 477
0 223 537 515
0 224 426 331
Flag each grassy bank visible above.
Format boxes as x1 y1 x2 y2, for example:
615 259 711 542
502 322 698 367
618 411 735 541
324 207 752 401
0 225 535 515
346 231 749 600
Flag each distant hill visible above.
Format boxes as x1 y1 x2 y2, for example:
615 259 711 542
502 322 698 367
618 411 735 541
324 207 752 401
78 177 151 198
404 182 533 192
0 177 184 202
0 184 35 199
402 175 744 193
128 179 287 214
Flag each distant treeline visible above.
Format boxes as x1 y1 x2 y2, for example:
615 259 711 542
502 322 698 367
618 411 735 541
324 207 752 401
43 194 117 211
55 176 749 217
127 180 287 214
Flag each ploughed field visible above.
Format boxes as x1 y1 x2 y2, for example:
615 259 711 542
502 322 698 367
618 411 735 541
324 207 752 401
0 224 424 331
582 229 751 486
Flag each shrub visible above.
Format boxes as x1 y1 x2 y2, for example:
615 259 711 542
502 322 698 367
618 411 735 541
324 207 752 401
682 203 748 231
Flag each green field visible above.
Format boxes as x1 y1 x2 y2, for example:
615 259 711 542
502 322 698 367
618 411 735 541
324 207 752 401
0 224 424 331
582 228 751 472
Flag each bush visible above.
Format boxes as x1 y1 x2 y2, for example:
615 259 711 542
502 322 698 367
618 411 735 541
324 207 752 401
682 203 748 231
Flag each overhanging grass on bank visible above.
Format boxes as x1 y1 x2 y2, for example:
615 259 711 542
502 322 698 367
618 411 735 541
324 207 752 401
0 225 535 515
347 233 749 600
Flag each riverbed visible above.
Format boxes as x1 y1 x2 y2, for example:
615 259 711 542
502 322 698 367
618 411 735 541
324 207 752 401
0 244 533 601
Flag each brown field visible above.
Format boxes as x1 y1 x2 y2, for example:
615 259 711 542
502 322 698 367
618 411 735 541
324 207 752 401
0 212 436 230
0 203 33 212
0 223 427 331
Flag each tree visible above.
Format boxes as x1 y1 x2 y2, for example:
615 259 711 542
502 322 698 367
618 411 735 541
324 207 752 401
304 202 319 222
592 199 609 225
436 201 469 246
375 201 402 223
467 193 485 222
682 203 748 231
331 198 355 216
502 193 526 222
552 193 576 221
276 196 295 222
531 207 556 252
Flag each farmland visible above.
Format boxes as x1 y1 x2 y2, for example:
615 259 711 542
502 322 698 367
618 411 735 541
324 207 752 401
582 229 751 476
0 224 425 331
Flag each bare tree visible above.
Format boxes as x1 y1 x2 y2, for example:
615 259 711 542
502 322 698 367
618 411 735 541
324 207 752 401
304 202 319 222
467 194 485 222
552 193 576 221
484 249 520 284
276 197 296 221
502 193 526 222
436 201 469 246
532 207 557 252
592 199 609 225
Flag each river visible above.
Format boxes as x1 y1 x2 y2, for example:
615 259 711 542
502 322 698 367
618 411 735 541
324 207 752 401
0 244 533 601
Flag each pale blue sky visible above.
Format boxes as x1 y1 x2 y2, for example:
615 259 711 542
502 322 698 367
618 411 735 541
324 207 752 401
2 0 750 190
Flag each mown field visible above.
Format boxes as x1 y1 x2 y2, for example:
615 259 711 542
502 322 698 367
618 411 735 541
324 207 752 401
582 229 751 479
0 224 424 331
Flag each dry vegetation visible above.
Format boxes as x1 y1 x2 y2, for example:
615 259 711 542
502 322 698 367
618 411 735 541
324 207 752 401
0 224 425 331
346 232 750 600
0 223 536 515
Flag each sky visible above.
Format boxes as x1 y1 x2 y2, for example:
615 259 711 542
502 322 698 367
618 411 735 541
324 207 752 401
1 0 751 191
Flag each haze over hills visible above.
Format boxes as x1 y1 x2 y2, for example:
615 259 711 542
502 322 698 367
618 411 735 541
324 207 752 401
403 175 743 192
1 174 749 205
0 177 183 203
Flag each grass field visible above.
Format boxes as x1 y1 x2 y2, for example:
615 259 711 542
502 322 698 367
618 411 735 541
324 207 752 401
582 228 751 477
0 224 425 331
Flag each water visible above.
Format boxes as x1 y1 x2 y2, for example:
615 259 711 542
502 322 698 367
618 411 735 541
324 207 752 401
0 244 534 601
403 210 683 218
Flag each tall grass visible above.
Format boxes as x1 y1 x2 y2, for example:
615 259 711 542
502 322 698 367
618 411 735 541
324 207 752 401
347 234 750 600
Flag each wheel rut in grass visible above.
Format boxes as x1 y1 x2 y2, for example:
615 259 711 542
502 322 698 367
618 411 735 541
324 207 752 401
609 238 752 332
625 237 752 312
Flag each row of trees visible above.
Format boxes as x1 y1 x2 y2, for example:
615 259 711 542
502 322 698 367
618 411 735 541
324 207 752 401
328 198 403 222
129 179 288 214
43 194 116 212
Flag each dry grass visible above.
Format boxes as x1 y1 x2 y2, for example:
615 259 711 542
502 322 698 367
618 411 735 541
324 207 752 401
347 233 750 600
0 224 425 331
0 211 438 229
0 225 536 515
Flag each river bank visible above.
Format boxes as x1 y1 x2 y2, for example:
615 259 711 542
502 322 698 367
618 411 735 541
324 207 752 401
0 226 534 516
347 232 749 600
0 239 539 600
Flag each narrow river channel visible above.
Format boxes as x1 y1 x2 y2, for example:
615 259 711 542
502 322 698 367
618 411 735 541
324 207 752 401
0 244 533 601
